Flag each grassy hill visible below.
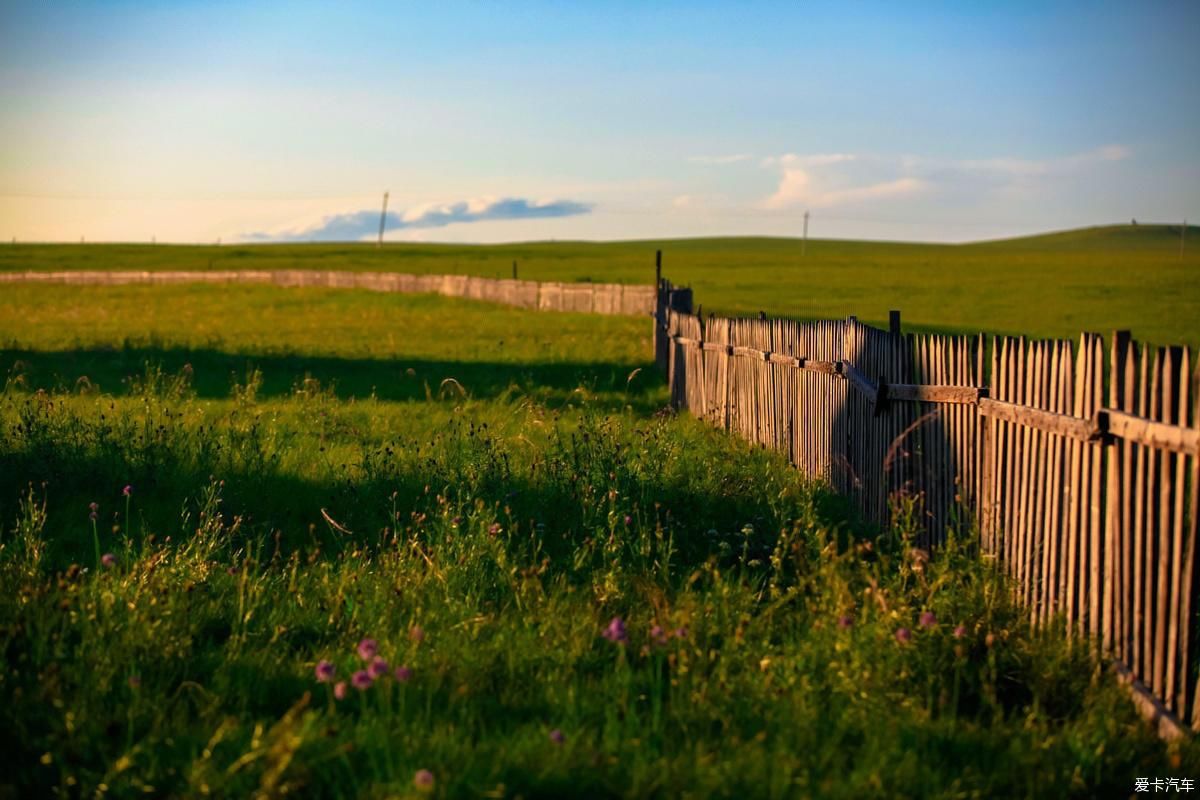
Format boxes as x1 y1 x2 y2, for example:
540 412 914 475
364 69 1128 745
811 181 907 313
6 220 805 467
2 224 1196 346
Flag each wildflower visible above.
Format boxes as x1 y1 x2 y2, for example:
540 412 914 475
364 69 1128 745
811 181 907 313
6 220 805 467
351 670 373 691
650 624 668 646
549 729 566 745
414 770 435 792
100 553 117 568
368 656 389 679
357 638 378 661
673 626 688 640
123 485 132 496
394 665 413 683
953 625 967 639
334 681 348 700
409 625 425 643
451 516 462 526
314 660 335 682
89 502 99 512
837 614 854 630
894 627 912 644
488 523 502 536
602 617 628 644
623 514 632 526
919 611 937 628
985 632 996 647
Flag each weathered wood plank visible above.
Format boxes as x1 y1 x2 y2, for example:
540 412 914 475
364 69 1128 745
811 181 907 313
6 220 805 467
978 397 1098 440
1105 409 1200 455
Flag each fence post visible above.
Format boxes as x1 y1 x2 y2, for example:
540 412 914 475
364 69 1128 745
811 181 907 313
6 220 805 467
1105 330 1131 659
654 251 666 371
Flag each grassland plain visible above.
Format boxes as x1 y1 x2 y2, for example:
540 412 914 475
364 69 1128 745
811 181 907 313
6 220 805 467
3 223 1197 347
0 283 1197 798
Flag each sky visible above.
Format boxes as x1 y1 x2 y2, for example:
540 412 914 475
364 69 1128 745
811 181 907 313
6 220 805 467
1 0 1198 244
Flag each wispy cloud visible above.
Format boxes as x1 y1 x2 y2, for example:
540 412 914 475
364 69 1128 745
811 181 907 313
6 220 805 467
762 154 924 210
246 197 592 242
944 145 1131 178
688 154 754 165
759 145 1130 210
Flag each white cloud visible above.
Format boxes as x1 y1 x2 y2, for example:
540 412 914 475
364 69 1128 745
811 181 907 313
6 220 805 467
759 145 1130 210
762 161 923 210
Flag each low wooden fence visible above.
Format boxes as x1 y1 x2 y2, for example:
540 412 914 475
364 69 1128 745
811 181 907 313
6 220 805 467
0 269 656 316
655 276 1199 735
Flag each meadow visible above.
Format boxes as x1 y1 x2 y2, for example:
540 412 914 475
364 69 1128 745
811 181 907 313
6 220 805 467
0 278 1196 797
3 223 1198 346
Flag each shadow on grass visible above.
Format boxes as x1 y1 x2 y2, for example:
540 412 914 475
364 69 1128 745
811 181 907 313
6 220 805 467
0 345 663 413
0 437 855 579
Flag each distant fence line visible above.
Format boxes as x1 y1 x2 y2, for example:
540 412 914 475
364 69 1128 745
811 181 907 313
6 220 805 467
655 275 1199 738
0 269 657 316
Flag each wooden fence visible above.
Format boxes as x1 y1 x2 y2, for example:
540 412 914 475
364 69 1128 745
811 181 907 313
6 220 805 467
0 269 656 316
655 276 1199 736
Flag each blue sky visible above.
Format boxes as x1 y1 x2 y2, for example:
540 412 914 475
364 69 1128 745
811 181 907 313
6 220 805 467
1 1 1197 243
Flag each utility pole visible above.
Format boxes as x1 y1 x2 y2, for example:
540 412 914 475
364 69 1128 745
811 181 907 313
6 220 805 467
377 191 389 248
802 210 809 256
1182 220 1187 261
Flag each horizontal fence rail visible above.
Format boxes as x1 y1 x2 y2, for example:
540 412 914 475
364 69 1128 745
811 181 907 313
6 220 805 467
654 276 1199 736
0 269 657 316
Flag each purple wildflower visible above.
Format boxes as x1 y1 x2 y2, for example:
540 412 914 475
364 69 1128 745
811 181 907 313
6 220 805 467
895 627 912 644
488 523 502 536
549 729 566 745
623 514 632 526
314 660 335 683
89 502 99 513
953 625 967 639
414 769 435 791
673 626 688 640
394 665 413 683
351 670 373 691
602 617 628 644
334 681 348 700
919 611 937 629
451 516 462 526
122 485 132 497
368 656 389 679
409 625 425 643
649 624 668 646
838 614 854 630
101 553 117 568
357 638 378 661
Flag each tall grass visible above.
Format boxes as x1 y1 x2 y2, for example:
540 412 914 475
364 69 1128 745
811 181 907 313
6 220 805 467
0 376 1192 798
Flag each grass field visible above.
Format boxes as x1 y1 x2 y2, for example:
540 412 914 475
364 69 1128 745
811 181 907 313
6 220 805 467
3 223 1197 346
1 279 1197 798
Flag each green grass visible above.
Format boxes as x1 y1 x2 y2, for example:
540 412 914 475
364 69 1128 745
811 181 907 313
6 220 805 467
3 223 1197 346
0 282 1196 797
